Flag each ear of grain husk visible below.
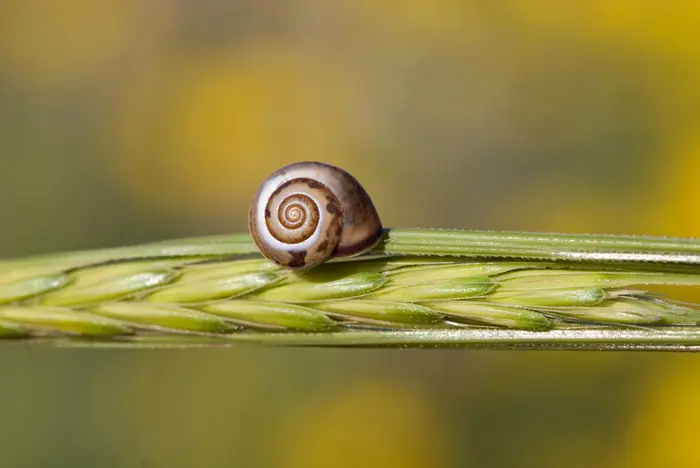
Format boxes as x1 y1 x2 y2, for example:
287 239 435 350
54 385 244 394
0 228 698 349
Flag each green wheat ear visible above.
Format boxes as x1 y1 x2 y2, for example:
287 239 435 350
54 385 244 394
0 228 699 350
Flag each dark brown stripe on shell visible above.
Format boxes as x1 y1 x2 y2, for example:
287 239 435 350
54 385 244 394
334 228 384 257
316 239 329 253
306 179 325 190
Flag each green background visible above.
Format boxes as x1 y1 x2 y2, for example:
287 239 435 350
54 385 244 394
1 2 699 467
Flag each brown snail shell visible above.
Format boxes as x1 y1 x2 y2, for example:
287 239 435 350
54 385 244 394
248 161 383 269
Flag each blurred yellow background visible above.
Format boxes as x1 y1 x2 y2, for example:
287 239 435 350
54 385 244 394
0 1 699 467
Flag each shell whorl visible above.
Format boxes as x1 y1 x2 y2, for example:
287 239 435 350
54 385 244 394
248 162 383 269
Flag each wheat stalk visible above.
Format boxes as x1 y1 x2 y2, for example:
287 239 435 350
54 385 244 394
0 228 698 350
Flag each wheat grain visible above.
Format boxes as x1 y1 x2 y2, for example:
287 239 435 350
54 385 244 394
0 229 697 348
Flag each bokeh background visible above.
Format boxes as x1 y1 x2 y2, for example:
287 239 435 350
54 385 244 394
1 1 699 467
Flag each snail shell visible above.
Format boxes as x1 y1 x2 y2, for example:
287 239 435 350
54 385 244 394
248 161 383 269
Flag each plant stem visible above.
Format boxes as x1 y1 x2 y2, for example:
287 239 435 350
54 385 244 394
5 228 698 269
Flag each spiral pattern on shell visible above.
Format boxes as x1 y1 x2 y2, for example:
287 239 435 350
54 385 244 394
249 162 383 269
